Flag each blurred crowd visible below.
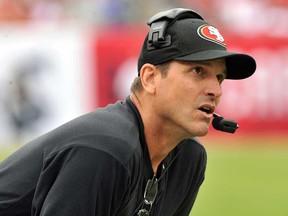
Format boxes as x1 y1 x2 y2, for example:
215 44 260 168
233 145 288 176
0 0 288 36
0 0 288 145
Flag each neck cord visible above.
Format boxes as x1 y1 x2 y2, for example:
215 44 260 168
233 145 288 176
131 139 188 215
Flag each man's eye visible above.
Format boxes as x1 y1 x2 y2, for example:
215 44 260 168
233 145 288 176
217 74 225 84
192 67 202 74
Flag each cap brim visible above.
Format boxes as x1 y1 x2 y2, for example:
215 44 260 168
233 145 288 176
174 50 256 80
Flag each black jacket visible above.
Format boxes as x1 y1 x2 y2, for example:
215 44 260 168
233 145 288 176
0 97 207 216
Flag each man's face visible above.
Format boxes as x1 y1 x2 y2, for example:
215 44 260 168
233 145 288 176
154 58 227 138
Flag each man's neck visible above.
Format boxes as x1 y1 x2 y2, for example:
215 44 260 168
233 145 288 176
130 93 186 173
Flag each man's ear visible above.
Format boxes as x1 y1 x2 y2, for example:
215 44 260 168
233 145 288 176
139 63 158 94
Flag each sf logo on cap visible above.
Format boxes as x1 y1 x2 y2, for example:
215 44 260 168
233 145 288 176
197 24 226 47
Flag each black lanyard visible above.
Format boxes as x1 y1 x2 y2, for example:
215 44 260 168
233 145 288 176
132 140 187 216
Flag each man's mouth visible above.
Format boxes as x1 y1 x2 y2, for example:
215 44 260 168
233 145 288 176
198 105 215 115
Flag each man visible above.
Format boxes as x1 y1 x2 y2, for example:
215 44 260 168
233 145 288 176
0 8 256 216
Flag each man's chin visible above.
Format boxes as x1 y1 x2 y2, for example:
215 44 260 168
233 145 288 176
195 130 209 137
194 124 210 137
188 126 209 137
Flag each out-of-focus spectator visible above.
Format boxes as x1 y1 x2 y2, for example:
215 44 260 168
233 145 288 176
30 0 66 22
0 0 30 22
1 0 288 31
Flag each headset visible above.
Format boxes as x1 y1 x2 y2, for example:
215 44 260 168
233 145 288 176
212 113 238 133
147 8 203 50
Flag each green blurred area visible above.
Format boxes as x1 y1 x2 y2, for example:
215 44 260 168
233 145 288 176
0 146 20 162
1 135 288 216
191 135 288 216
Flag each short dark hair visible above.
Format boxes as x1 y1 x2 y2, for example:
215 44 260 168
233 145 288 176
130 62 170 94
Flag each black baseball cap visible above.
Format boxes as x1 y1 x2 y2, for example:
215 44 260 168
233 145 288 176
137 13 256 80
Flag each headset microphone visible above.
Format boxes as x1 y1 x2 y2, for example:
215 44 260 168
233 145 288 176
212 113 239 133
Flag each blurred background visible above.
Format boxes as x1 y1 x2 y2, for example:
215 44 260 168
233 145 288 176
0 0 287 215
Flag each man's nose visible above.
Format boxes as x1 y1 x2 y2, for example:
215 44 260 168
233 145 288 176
204 78 222 98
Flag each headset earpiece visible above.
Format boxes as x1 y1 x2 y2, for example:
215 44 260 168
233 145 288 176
147 8 203 50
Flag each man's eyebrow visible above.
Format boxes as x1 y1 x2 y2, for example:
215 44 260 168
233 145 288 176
181 60 219 66
182 60 228 77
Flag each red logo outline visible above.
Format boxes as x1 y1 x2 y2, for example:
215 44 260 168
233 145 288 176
197 24 226 48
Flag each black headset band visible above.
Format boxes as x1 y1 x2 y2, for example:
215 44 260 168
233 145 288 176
147 8 203 50
147 8 203 26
